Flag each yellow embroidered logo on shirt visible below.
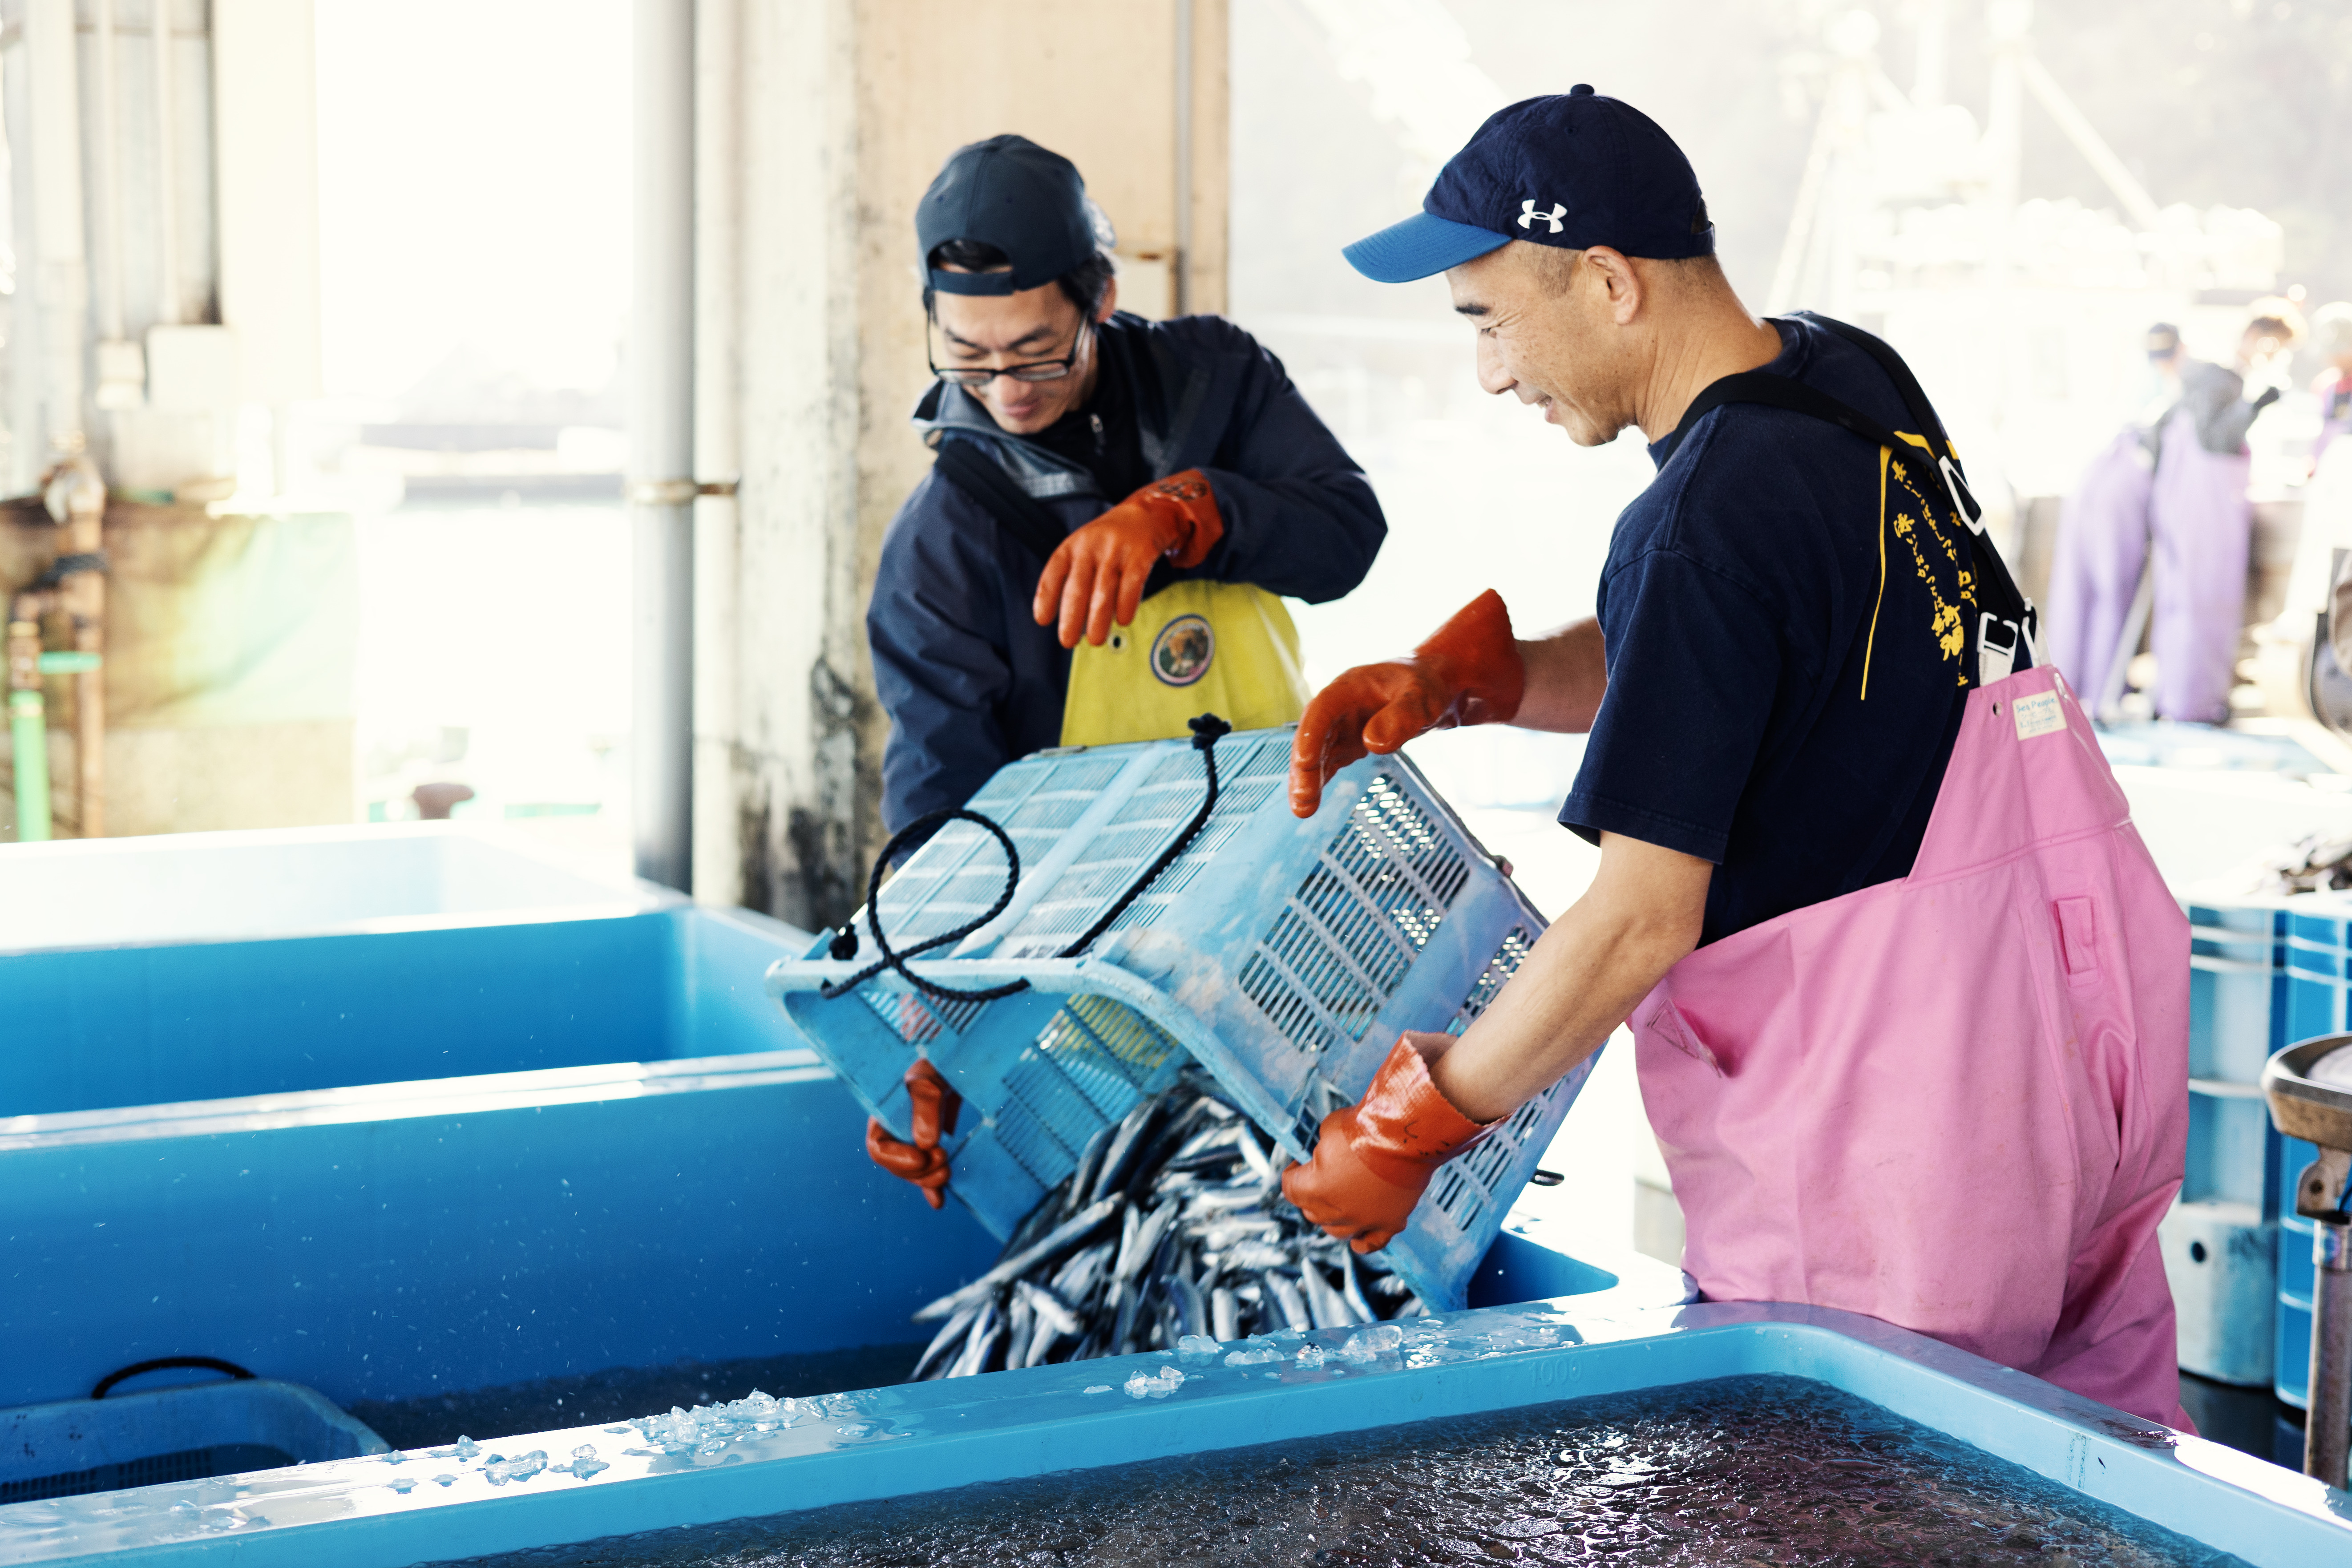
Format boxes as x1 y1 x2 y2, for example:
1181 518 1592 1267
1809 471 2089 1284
1862 441 1980 698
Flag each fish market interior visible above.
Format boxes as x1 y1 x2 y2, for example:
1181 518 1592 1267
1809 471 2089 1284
5 1 2352 1564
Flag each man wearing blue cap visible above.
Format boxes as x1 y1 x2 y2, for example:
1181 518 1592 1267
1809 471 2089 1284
867 134 1386 840
1281 89 2191 1429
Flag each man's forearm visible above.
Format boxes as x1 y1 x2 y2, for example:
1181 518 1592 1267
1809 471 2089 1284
1512 617 1608 733
1429 831 1709 1122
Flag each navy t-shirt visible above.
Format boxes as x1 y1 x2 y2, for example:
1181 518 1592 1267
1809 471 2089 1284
1560 316 1981 946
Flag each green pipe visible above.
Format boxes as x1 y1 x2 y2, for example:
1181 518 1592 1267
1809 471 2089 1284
35 651 100 674
9 687 48 843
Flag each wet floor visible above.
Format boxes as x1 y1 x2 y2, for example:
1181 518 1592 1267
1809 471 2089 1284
444 1373 2243 1566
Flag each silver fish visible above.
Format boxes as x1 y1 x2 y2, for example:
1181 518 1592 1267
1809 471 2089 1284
1210 1285 1240 1342
915 1077 1423 1378
910 1195 1123 1322
1264 1269 1312 1331
911 1296 984 1382
1341 1249 1378 1325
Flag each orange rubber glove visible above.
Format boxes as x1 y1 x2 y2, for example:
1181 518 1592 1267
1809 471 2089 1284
865 1059 962 1210
1033 469 1224 649
1282 1032 1496 1254
1289 589 1526 817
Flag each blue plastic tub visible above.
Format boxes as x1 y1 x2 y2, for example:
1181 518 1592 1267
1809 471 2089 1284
0 1380 384 1504
0 865 1027 1424
3 1298 2342 1567
0 900 800 1118
0 1037 1010 1419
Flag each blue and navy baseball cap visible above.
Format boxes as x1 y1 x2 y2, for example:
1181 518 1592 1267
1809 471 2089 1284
917 134 1106 297
1344 87 1714 283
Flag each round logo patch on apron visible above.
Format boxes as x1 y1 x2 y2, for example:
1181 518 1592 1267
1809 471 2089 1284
1150 614 1215 687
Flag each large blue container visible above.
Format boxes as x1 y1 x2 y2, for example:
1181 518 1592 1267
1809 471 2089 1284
0 1380 385 1504
0 899 797 1117
0 878 1022 1419
4 1297 2341 1567
772 729 1580 1312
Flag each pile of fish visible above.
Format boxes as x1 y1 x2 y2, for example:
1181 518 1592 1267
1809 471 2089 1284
909 1072 1423 1380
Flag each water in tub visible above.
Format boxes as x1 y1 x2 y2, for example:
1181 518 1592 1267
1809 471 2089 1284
440 1374 2241 1566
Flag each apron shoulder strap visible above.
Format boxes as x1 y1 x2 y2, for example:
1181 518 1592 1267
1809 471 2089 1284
1671 325 2038 681
931 438 1070 566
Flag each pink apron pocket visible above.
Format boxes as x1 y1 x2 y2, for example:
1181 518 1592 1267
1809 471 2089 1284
1637 994 1724 1078
2053 896 2100 982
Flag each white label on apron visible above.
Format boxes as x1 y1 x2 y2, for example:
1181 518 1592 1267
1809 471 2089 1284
2013 689 2065 740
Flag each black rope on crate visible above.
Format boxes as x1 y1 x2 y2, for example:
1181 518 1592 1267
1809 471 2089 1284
1054 712 1231 960
819 808 1031 1005
819 713 1234 1008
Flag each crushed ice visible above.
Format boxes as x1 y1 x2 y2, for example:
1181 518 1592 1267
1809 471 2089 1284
1338 1323 1404 1365
1123 1366 1187 1399
481 1450 547 1486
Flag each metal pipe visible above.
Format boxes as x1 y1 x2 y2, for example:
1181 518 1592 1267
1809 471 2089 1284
152 0 182 325
91 0 126 345
629 0 695 892
2017 53 2163 234
1912 0 1947 106
1172 0 1193 316
63 487 105 839
2312 1216 2352 1489
7 609 49 843
24 0 90 453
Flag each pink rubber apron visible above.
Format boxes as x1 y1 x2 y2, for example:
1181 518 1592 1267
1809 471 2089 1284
1630 664 2191 1428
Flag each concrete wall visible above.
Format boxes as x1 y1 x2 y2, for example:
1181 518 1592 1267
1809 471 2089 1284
693 0 1229 929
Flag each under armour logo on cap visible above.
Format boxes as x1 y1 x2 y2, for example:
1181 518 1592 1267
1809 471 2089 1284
1518 200 1567 233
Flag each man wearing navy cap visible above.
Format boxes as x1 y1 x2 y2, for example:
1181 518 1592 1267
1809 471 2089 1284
1282 89 2191 1429
867 134 1386 837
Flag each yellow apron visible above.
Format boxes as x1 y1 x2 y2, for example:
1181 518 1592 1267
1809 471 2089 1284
1059 580 1309 747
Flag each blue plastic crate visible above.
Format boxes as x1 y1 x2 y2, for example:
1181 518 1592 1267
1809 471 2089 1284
2280 891 2352 1047
767 728 1574 1312
2184 895 2287 1086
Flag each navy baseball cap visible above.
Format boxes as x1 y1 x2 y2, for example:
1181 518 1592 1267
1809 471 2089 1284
1344 87 1714 283
917 134 1106 297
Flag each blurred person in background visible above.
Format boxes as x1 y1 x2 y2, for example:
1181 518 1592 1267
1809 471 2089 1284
2047 306 2301 720
2310 302 2352 473
2307 305 2352 675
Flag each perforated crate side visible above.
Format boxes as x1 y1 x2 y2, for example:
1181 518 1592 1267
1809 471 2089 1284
780 974 1202 1240
1380 925 1596 1311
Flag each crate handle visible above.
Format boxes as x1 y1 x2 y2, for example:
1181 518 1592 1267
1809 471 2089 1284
92 1356 255 1400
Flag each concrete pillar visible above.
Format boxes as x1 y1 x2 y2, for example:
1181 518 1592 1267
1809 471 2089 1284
694 0 1229 931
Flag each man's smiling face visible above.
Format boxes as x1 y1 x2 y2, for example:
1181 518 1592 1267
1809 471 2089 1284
930 275 1111 435
1448 241 1638 448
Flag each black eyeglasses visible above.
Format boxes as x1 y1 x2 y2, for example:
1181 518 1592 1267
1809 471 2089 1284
927 319 1091 388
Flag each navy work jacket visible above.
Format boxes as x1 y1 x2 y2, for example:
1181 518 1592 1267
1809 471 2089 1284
869 311 1385 832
